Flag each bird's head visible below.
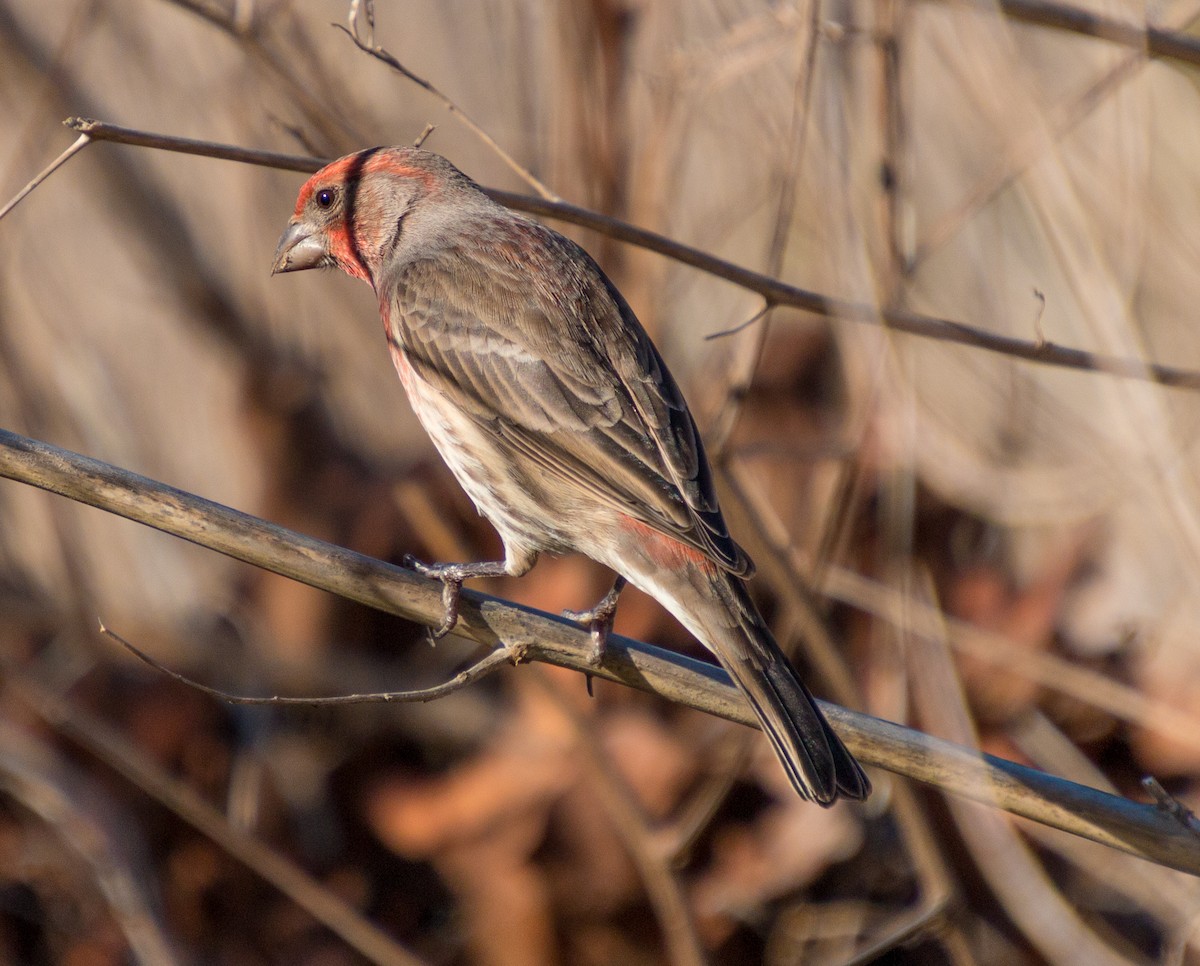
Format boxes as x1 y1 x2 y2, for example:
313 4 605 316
272 146 471 285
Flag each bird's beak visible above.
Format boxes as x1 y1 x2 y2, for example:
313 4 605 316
271 220 327 274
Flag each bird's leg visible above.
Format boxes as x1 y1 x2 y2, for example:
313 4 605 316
404 556 513 639
562 575 628 667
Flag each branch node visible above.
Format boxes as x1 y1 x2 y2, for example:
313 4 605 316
1142 776 1200 836
1032 288 1047 348
505 638 531 665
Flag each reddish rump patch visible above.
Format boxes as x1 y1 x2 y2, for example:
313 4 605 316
619 515 715 571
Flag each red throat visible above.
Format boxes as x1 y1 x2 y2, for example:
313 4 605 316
326 223 370 282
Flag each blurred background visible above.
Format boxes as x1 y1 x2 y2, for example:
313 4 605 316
3 0 1200 962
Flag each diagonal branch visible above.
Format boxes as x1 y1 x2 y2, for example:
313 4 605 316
0 132 90 222
978 0 1200 68
50 118 1200 392
1 426 1200 875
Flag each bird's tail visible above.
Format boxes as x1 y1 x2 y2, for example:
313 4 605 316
658 566 869 805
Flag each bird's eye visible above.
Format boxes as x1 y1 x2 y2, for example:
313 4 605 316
315 188 336 210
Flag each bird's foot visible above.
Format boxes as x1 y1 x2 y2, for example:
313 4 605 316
562 576 627 667
404 555 511 639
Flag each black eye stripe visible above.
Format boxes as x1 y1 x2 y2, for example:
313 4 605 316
342 147 380 282
387 213 406 257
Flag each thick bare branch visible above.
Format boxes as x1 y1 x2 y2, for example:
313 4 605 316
1 427 1199 875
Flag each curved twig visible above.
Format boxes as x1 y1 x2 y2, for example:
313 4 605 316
99 622 515 705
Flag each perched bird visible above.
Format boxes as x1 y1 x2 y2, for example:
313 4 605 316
272 147 868 805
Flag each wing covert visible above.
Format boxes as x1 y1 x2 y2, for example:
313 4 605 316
384 219 754 577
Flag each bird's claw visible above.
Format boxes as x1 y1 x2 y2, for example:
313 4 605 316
562 576 627 668
404 555 515 640
404 554 467 639
561 605 613 667
432 578 463 639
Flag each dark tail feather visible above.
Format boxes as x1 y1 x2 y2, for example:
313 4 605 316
716 583 870 806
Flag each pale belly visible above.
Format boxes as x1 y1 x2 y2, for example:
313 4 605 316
389 343 578 566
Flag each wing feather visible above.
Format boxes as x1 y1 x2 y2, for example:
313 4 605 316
385 217 753 576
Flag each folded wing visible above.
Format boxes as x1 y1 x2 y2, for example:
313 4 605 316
385 221 753 578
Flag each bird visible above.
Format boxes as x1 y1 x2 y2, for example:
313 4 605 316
272 146 869 805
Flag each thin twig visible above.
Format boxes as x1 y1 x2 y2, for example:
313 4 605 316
100 622 515 706
347 0 373 42
0 133 91 221
905 568 1132 966
1032 289 1047 347
910 36 1144 269
910 0 1200 267
338 2 559 201
1012 712 1200 934
704 302 770 342
161 0 365 148
3 429 1200 875
56 118 1200 393
970 0 1200 68
63 117 318 172
413 123 436 149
